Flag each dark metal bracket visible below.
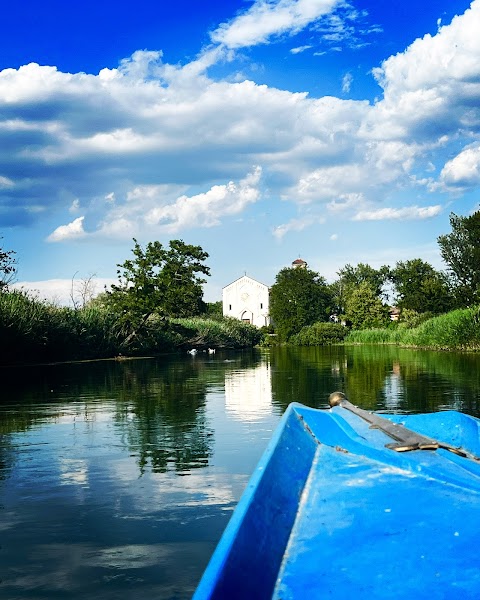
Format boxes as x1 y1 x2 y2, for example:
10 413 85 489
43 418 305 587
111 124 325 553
329 391 480 462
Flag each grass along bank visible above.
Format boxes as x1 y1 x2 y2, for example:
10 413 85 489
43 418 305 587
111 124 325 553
0 290 262 365
345 305 480 351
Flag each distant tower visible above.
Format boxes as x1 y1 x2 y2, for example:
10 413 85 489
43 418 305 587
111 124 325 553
291 258 307 269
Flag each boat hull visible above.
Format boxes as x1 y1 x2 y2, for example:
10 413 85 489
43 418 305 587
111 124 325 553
193 403 480 599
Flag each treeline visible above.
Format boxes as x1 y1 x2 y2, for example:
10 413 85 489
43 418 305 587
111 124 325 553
2 209 480 362
268 211 480 348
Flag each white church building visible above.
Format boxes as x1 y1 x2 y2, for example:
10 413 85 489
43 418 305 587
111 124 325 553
222 275 270 327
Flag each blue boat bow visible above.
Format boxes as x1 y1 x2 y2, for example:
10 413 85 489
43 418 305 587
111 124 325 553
193 396 480 599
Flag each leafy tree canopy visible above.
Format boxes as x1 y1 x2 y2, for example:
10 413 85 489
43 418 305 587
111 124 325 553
390 258 454 315
333 263 390 314
204 300 223 319
106 238 210 339
0 238 16 291
438 211 480 306
269 266 333 340
344 281 390 330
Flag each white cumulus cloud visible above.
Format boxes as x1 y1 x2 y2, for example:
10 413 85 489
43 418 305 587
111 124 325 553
47 216 86 242
342 72 353 93
273 215 324 240
290 45 313 54
90 168 262 238
143 167 262 233
440 144 480 190
365 0 480 143
0 175 14 188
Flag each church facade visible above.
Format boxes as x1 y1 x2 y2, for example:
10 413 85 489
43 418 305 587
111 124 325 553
222 275 270 327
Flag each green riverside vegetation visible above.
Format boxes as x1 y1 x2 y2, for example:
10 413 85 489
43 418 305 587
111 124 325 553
0 290 261 365
3 209 480 365
345 305 480 351
2 292 480 366
289 323 348 346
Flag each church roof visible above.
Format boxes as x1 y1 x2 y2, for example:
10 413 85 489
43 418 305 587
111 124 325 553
222 274 269 289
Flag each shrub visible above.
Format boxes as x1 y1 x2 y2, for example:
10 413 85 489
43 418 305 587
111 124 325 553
290 322 348 346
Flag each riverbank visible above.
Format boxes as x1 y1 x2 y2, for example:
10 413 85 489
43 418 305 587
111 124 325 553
345 305 480 351
270 306 480 352
3 290 480 366
0 290 262 365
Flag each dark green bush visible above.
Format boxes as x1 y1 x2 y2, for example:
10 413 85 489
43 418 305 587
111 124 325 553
290 322 348 346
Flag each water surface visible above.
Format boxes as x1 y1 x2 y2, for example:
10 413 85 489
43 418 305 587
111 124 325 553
1 346 479 598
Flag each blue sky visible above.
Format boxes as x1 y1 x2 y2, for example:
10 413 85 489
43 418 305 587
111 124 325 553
1 0 480 304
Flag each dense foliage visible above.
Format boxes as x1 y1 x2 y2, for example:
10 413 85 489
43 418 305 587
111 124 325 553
269 267 333 340
344 282 390 329
290 322 348 346
171 317 262 349
106 238 210 344
438 211 480 306
346 306 480 351
332 263 390 314
389 259 454 314
203 300 223 319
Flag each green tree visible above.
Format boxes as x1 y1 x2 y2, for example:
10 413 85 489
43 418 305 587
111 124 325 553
0 238 16 291
204 301 223 319
390 259 454 314
106 238 210 342
269 267 333 340
344 281 390 329
333 263 390 314
438 211 480 306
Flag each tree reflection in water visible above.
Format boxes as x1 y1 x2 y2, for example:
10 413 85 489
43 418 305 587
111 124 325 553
268 345 480 416
0 357 215 477
111 360 213 474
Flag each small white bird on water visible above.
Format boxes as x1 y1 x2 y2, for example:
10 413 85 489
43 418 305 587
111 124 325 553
187 349 198 355
208 348 216 354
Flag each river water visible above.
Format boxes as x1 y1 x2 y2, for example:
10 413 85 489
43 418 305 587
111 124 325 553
1 346 480 599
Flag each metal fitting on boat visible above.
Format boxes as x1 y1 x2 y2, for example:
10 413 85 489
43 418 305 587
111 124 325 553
329 391 347 407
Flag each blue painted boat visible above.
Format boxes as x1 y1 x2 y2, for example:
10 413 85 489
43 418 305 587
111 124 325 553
193 393 480 600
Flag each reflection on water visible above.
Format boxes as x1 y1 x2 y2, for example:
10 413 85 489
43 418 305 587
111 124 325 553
382 362 404 410
1 346 480 598
225 360 272 422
